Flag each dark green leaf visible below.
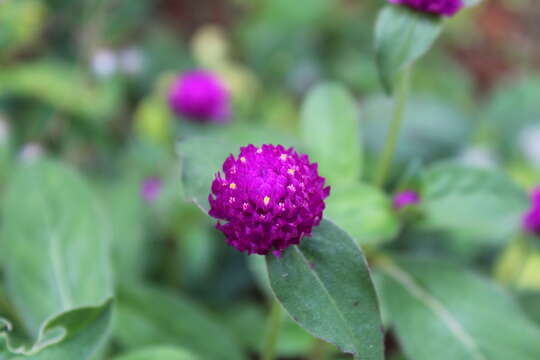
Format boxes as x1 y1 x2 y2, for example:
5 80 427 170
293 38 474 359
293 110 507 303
300 83 362 184
266 220 383 359
377 257 540 360
1 160 113 336
374 5 442 93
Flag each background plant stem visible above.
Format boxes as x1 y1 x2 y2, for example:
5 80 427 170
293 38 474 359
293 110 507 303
373 66 412 187
262 300 283 360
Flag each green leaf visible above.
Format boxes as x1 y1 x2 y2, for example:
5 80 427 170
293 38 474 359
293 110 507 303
1 160 113 336
101 178 145 284
178 127 298 212
519 292 540 326
0 0 46 57
481 75 540 161
0 61 121 121
374 5 442 93
300 83 362 184
420 163 528 244
112 346 197 360
266 219 384 359
377 257 540 360
0 117 12 186
220 302 317 357
1 299 113 360
361 95 470 171
114 284 245 360
325 183 399 247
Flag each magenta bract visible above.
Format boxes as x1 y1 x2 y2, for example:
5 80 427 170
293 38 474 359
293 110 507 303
393 190 420 210
208 144 330 255
388 0 463 16
168 70 231 123
523 186 540 236
141 177 162 203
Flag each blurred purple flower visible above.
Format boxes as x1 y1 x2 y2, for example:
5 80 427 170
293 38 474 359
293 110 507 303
141 177 162 203
531 187 540 204
388 0 463 16
523 186 540 236
168 70 231 123
208 144 330 256
393 190 420 210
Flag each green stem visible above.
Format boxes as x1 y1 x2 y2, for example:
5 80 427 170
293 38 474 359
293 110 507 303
373 66 412 187
262 300 283 360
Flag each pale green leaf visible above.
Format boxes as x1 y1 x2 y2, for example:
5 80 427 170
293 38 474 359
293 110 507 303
377 257 540 360
420 163 528 244
300 83 362 184
1 160 113 336
374 5 442 93
325 183 399 246
1 300 113 360
101 178 145 284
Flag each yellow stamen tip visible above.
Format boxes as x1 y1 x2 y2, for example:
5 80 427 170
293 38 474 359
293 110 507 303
280 154 287 161
240 156 246 163
229 183 236 189
288 168 295 175
263 196 270 205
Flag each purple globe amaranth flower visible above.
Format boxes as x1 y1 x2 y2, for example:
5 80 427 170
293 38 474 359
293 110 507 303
523 206 540 236
393 190 421 210
168 70 231 123
141 177 162 203
208 144 330 256
530 186 540 204
388 0 463 17
523 186 540 236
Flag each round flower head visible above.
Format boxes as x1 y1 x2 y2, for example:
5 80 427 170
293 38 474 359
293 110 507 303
388 0 463 16
168 70 231 123
141 177 162 203
523 186 540 236
208 144 330 255
393 190 420 210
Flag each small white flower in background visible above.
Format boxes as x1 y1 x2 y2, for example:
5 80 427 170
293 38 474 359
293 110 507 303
459 145 498 169
0 115 9 146
19 143 43 164
118 47 145 75
91 49 118 78
519 125 540 168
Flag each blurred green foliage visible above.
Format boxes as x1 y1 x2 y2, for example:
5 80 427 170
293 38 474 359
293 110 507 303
1 0 540 359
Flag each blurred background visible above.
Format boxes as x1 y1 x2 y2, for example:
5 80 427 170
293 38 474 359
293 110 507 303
1 0 540 359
